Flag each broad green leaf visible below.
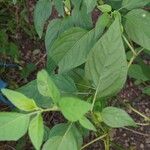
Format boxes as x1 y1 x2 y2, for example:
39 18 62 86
52 74 77 93
70 0 82 9
122 0 149 10
85 18 127 98
54 0 64 16
101 107 136 128
68 68 91 91
37 70 60 103
2 89 38 111
29 114 44 150
84 0 97 13
94 13 110 40
71 3 93 29
98 4 112 13
47 14 109 73
79 116 96 131
48 27 93 73
43 123 80 150
48 21 109 74
34 0 52 38
17 80 52 108
0 112 29 141
128 64 149 81
125 9 150 50
106 0 122 9
45 17 74 52
59 97 91 122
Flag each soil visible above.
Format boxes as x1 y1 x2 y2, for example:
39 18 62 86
0 2 150 150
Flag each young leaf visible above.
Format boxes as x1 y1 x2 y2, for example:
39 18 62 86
34 0 52 38
122 0 149 10
1 89 38 111
79 116 96 131
43 123 79 150
59 97 91 122
84 0 97 13
85 17 127 98
101 107 136 128
29 114 44 150
0 112 29 141
37 69 60 104
125 9 150 51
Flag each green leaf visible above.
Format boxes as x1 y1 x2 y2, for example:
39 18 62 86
54 0 64 16
143 87 150 95
48 18 109 74
125 9 150 51
37 70 60 103
98 4 112 13
45 18 74 52
17 80 52 108
29 114 44 150
2 89 38 111
101 107 136 128
85 17 127 98
52 74 77 93
128 64 149 81
70 0 82 9
71 4 93 29
34 0 52 38
43 123 80 150
84 0 97 13
79 116 96 131
59 97 91 122
122 0 149 10
94 13 110 40
106 0 122 9
0 112 29 141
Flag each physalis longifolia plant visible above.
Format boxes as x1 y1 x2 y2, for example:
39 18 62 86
1 0 150 150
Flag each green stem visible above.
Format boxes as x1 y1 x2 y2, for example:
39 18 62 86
122 35 137 56
104 134 110 150
127 48 144 68
127 104 150 121
91 89 98 111
29 106 58 116
80 134 107 150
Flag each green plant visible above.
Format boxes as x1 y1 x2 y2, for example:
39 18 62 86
0 0 150 150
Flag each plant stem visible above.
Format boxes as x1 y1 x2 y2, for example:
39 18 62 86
104 134 110 150
29 106 58 116
127 104 150 121
91 89 98 111
122 35 137 56
80 134 107 150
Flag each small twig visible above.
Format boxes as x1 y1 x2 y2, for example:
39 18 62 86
127 104 150 121
35 53 47 66
136 122 150 126
80 134 107 150
123 127 149 137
